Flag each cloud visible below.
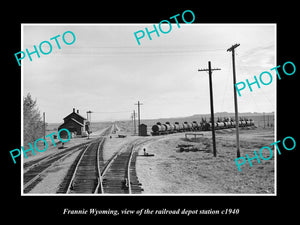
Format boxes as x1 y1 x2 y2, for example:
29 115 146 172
238 44 275 76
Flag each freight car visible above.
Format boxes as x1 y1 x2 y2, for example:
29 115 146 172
151 118 254 135
151 122 166 135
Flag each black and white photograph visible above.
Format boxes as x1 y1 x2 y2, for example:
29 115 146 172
3 4 298 220
21 24 276 195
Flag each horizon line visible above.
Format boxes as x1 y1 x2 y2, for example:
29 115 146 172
46 111 275 124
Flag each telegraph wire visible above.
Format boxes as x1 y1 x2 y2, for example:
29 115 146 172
35 45 227 57
90 110 132 114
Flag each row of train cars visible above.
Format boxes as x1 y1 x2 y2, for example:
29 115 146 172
151 117 254 135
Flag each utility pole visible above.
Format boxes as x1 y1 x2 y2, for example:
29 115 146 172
227 43 241 157
86 110 93 122
43 112 46 146
133 110 136 135
131 110 137 135
134 101 143 136
131 112 134 134
198 61 221 157
86 110 93 139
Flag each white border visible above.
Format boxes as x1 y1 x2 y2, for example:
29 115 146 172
21 23 277 197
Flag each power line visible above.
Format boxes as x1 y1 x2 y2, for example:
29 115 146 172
88 110 131 114
35 46 227 57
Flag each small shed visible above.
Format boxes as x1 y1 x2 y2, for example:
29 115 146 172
139 124 148 136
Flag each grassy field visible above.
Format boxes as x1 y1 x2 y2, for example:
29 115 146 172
136 127 275 194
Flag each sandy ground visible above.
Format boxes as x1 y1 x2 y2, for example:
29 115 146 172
136 127 275 194
103 133 139 163
29 150 82 194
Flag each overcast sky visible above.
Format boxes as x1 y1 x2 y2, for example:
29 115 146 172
22 24 276 123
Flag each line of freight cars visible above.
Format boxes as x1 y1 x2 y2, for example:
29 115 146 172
151 118 254 136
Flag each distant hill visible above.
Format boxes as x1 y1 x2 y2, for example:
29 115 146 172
190 111 274 119
140 112 275 128
153 112 274 121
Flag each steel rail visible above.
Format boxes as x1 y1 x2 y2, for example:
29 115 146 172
65 142 93 194
94 138 105 194
126 145 135 194
65 125 113 194
23 145 87 193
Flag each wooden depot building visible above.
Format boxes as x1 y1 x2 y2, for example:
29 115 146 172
58 108 89 137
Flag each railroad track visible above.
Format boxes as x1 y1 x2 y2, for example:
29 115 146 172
23 143 88 193
65 138 104 193
64 138 142 194
99 144 143 194
98 138 159 194
63 136 151 194
23 125 113 194
23 141 89 173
